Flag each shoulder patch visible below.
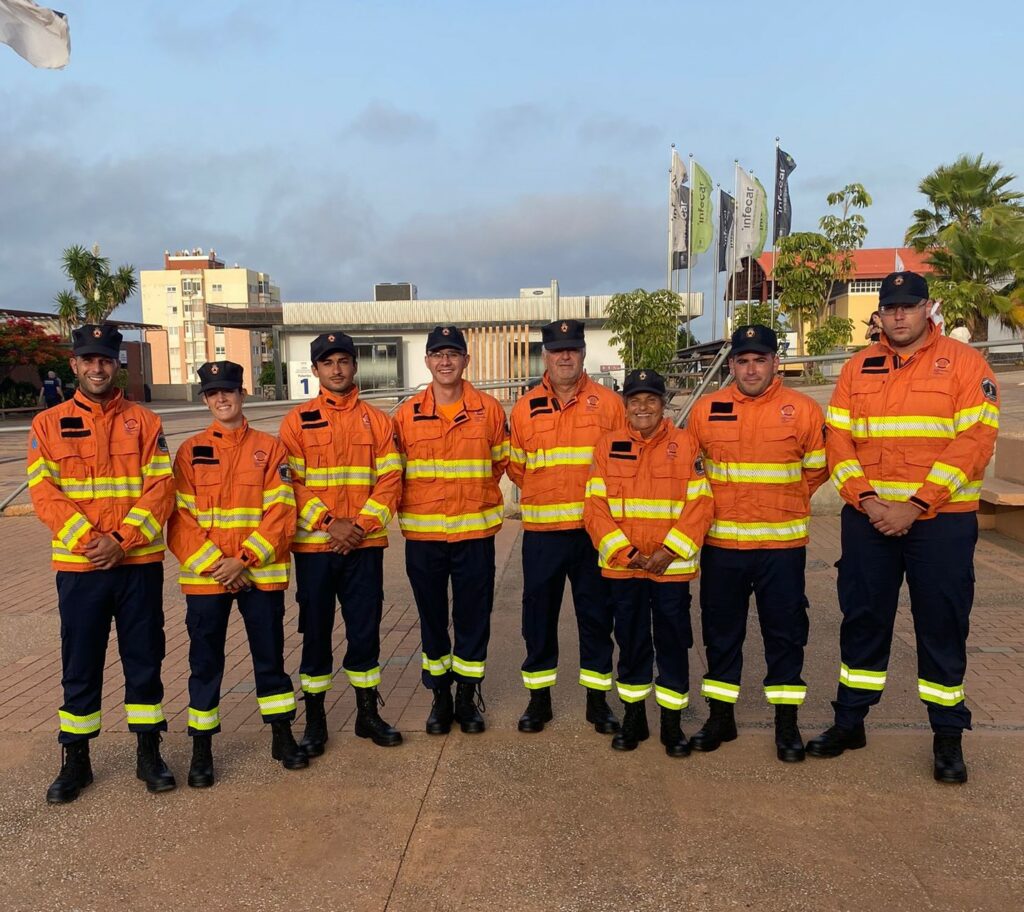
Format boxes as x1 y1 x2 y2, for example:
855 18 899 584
278 464 292 483
157 433 169 453
982 378 998 402
694 456 705 476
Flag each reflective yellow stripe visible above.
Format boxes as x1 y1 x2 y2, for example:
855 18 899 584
597 529 630 564
124 507 161 542
293 528 333 544
58 512 92 550
398 507 503 535
421 653 453 676
826 405 851 430
521 501 584 524
188 707 220 731
51 539 164 563
59 476 144 498
609 498 684 520
584 476 607 498
708 517 809 542
616 681 652 702
452 656 485 678
655 685 688 710
522 669 557 689
242 530 275 566
867 479 982 504
579 669 612 691
301 673 332 693
305 466 374 486
359 498 392 526
840 663 886 691
184 541 223 574
287 455 306 481
245 563 290 585
195 506 263 530
918 678 965 707
850 416 955 439
830 459 865 486
953 402 999 432
509 446 527 466
765 684 807 705
298 498 328 531
925 461 970 495
125 703 165 725
687 477 713 499
257 691 297 716
176 491 198 511
27 457 57 487
601 556 698 576
404 458 492 480
58 709 101 734
663 528 698 560
490 441 510 461
705 460 803 484
142 455 172 478
524 446 595 470
376 453 403 475
344 666 382 688
262 484 296 509
701 679 739 703
802 449 826 469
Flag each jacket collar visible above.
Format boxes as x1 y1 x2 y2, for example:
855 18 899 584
419 379 482 417
730 375 782 404
627 417 672 445
319 385 360 412
878 322 942 362
541 370 589 404
208 418 249 447
72 388 124 415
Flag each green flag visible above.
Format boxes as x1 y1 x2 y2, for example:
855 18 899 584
690 160 714 254
753 176 769 257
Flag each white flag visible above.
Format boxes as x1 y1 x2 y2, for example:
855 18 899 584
669 149 689 270
895 250 906 272
734 164 761 270
0 0 70 69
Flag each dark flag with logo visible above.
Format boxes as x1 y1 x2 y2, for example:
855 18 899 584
773 147 796 242
718 189 735 273
672 184 690 270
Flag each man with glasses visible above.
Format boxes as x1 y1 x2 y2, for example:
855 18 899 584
393 326 509 734
808 271 999 783
508 319 626 734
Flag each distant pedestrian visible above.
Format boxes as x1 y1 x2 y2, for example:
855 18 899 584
39 370 63 408
864 312 882 344
949 319 971 345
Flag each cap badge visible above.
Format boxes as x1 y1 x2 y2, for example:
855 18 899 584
442 327 450 336
639 371 647 380
327 334 336 342
560 322 568 333
894 276 905 286
92 328 102 338
210 365 219 375
745 328 756 338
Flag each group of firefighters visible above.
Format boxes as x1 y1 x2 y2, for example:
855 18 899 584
26 269 1000 805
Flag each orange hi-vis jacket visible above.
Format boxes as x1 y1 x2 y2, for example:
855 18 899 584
826 324 999 516
167 420 297 594
279 387 403 552
27 390 174 571
584 419 714 581
508 373 626 531
393 381 510 542
687 378 827 550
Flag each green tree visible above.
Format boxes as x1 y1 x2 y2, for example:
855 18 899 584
53 243 138 334
906 155 1024 341
0 318 70 381
806 315 854 357
605 288 681 372
740 302 790 334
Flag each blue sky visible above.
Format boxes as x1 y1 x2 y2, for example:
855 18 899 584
2 0 1021 341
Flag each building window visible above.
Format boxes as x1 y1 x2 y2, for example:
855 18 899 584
169 305 178 315
168 326 178 338
849 279 883 294
214 326 225 334
215 346 226 357
211 284 222 293
166 285 177 293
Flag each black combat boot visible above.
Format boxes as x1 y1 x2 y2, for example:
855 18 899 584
426 683 454 735
585 689 621 734
45 740 93 805
354 688 403 746
136 732 176 793
270 719 309 770
689 699 738 753
774 705 805 763
454 680 486 734
806 722 867 758
299 691 328 757
517 688 553 733
611 701 650 751
933 733 968 784
659 707 690 758
187 734 215 788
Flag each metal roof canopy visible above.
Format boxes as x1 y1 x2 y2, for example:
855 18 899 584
0 308 161 331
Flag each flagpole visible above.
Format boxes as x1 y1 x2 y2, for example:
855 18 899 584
770 137 779 328
666 145 675 291
729 160 739 338
712 181 720 341
747 170 755 324
685 153 694 340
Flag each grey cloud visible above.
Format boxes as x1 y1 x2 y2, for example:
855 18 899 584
348 102 437 143
149 6 266 62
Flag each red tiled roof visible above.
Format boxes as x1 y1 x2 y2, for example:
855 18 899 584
758 247 935 280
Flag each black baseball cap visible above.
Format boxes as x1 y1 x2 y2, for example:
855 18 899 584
310 331 357 363
72 324 122 359
623 369 666 398
730 324 778 357
426 325 468 353
198 360 244 393
879 271 929 307
541 319 586 350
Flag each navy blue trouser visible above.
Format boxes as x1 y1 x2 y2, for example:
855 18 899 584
698 545 809 706
293 548 384 692
185 588 295 734
406 536 496 689
520 529 614 691
609 577 692 709
56 563 166 744
834 506 977 733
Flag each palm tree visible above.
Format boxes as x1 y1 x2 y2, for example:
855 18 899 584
52 243 138 335
906 155 1024 341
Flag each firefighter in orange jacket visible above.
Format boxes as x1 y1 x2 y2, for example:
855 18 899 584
27 324 176 804
687 324 827 763
279 331 403 753
808 272 999 784
508 319 626 735
584 369 713 755
393 326 509 734
168 361 306 787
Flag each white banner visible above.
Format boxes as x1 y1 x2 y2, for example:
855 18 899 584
0 0 69 69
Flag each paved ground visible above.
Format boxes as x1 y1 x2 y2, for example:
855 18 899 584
0 384 1023 911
